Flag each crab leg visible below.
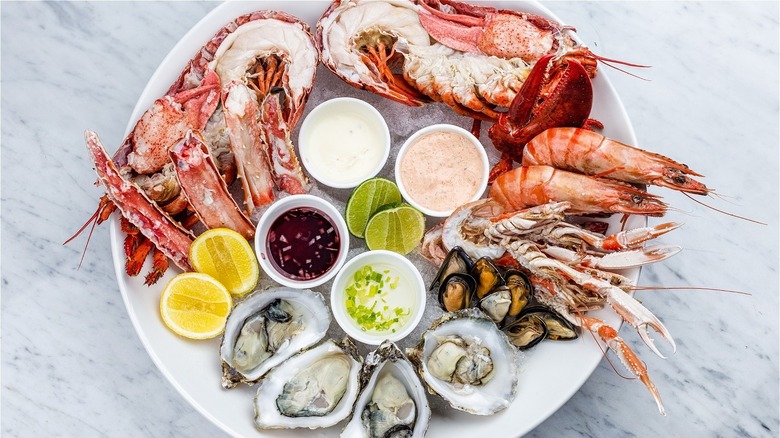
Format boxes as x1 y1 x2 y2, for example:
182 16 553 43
222 82 276 213
169 130 255 239
85 130 194 271
580 316 665 416
260 90 309 195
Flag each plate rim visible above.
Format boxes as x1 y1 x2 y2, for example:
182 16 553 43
108 1 641 437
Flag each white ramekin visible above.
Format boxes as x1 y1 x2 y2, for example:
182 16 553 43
254 195 349 289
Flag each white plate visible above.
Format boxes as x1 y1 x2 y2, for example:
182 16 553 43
109 1 642 437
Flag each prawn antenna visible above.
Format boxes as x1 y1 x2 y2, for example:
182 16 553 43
628 285 751 296
682 192 766 225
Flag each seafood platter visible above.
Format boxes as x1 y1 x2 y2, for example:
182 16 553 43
71 0 716 436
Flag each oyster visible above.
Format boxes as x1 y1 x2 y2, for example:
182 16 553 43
253 338 363 429
407 309 518 415
219 288 330 388
342 341 431 438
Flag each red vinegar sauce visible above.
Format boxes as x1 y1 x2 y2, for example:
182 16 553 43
266 207 341 281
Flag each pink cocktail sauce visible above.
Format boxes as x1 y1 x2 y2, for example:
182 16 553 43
399 131 484 212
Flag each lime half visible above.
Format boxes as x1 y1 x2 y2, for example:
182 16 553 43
364 204 425 255
345 178 402 238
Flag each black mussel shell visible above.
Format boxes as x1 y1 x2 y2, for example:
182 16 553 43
504 314 547 349
520 305 578 341
430 247 474 293
470 257 504 299
478 285 512 323
504 270 532 318
438 273 477 313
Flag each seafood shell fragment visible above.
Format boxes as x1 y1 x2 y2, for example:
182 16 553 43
406 309 518 415
253 338 363 430
342 341 431 438
219 288 330 388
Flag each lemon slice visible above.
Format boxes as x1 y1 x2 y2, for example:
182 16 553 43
190 228 259 296
160 272 233 339
364 203 426 255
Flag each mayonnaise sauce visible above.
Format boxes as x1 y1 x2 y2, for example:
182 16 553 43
301 110 385 185
399 130 484 212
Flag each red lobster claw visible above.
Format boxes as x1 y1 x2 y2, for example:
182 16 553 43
488 54 594 178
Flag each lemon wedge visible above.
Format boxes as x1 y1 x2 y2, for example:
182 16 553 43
160 272 233 339
190 228 259 296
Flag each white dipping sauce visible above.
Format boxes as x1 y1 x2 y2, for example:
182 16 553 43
300 108 386 186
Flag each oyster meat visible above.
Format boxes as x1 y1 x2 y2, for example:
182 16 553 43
407 309 518 415
342 341 431 438
254 338 363 429
219 288 330 388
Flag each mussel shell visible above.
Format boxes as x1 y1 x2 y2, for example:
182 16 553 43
503 314 547 350
470 257 504 299
438 273 477 313
478 285 511 324
520 306 578 341
429 247 474 293
504 270 532 318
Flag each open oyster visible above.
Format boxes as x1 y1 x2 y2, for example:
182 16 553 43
219 288 330 388
406 309 518 415
253 338 363 429
342 341 431 438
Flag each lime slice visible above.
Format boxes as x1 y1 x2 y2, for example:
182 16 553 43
345 178 402 238
364 203 425 255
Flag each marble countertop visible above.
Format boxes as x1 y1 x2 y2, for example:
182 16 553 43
2 1 778 437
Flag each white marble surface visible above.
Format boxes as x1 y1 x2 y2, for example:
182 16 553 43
2 1 778 437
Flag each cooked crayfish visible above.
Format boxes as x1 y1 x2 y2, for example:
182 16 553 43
420 198 681 415
69 11 318 284
522 127 709 195
317 0 605 120
317 0 647 184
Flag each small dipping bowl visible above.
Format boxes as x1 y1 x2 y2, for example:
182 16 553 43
331 250 426 345
298 97 391 189
255 195 349 289
395 124 489 217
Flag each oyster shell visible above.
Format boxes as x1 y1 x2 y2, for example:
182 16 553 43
406 309 518 415
219 288 330 388
342 341 431 438
253 338 363 429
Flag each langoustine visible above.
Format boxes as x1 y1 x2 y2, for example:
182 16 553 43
420 198 682 415
317 0 602 121
71 11 318 284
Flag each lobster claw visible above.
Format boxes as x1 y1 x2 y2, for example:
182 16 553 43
488 54 594 168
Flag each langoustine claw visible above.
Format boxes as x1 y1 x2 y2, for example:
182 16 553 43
86 130 194 271
168 131 255 239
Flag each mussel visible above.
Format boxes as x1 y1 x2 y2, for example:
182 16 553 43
478 270 533 325
503 314 547 350
521 306 578 341
478 285 512 324
503 306 578 350
504 270 532 318
429 247 473 294
438 273 477 313
471 257 503 299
